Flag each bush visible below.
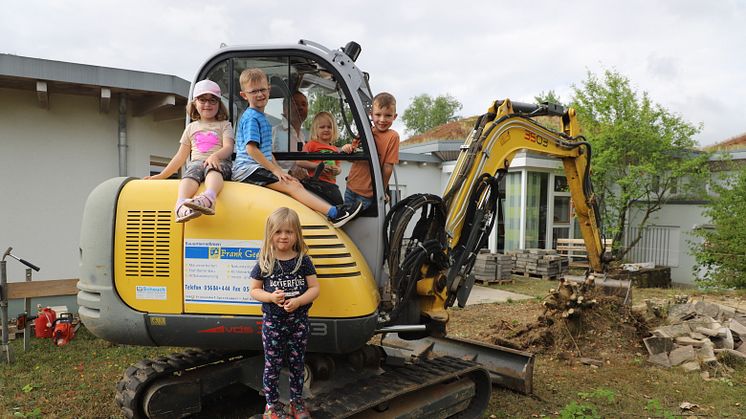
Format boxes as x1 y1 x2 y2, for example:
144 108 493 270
692 168 746 289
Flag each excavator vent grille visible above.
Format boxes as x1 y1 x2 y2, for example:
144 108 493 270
302 225 360 279
124 210 172 278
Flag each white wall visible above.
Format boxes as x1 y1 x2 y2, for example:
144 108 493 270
0 88 181 284
627 203 706 285
390 161 443 199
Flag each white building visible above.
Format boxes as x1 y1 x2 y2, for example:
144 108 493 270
1 54 189 311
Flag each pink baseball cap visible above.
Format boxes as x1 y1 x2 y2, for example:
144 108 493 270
192 79 222 99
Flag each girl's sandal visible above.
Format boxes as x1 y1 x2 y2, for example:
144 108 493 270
175 201 202 223
184 193 215 215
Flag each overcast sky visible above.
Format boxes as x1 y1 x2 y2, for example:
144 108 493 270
3 0 744 146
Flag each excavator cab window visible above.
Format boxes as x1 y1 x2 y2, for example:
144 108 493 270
198 52 380 216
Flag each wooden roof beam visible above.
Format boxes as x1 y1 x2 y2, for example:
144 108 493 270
100 87 111 113
36 81 48 109
133 94 176 117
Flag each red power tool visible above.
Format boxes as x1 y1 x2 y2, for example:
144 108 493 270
51 312 76 346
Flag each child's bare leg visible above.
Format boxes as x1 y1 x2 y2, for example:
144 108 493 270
267 181 332 214
185 171 222 215
174 178 201 222
203 170 224 196
178 178 200 202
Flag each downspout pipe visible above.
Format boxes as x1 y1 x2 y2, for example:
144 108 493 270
118 94 127 177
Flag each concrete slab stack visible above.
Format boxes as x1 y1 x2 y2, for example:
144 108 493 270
508 248 568 279
472 250 513 284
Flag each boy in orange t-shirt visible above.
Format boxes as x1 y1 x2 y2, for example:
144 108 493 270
341 92 400 210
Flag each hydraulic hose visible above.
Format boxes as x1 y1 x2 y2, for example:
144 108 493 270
382 194 449 323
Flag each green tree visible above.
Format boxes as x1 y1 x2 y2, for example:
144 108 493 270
570 70 709 260
691 167 746 288
401 94 462 136
535 90 563 106
304 91 356 145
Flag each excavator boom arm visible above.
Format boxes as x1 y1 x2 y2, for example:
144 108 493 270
442 99 607 283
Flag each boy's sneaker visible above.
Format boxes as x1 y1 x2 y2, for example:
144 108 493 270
288 399 311 419
263 402 288 419
329 201 363 228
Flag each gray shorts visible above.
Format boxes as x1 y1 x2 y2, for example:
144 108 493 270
183 160 232 183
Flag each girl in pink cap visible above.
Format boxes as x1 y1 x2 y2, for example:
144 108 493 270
146 79 235 222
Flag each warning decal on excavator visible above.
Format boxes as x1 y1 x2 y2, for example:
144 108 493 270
183 239 262 306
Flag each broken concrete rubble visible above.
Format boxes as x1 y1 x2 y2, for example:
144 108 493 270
694 326 719 337
729 318 746 338
712 328 734 350
643 297 746 378
694 300 721 318
654 323 691 338
681 361 701 372
643 336 673 355
648 352 671 368
668 303 696 321
674 336 707 347
669 345 696 366
698 342 718 367
737 342 746 355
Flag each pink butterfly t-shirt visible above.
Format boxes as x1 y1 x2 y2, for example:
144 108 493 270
179 120 235 162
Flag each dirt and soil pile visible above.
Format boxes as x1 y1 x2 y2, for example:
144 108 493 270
480 280 654 358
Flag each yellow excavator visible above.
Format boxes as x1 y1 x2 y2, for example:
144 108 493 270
77 40 611 418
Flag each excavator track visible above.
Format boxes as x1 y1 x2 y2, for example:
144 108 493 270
117 351 491 418
307 356 491 419
115 348 246 418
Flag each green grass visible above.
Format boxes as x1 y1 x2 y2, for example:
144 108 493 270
485 348 746 418
0 328 173 418
2 278 745 418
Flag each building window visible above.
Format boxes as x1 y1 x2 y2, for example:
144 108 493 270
554 175 569 192
150 156 179 179
553 196 571 223
525 172 548 249
504 172 522 252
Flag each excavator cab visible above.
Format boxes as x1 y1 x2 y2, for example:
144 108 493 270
195 40 391 279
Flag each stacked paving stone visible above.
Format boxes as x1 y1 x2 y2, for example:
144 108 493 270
472 250 513 284
508 248 568 279
643 298 746 375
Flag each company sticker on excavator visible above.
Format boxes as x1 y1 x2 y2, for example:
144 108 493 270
136 285 167 300
183 239 262 306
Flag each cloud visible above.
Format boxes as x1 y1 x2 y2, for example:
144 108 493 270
2 0 744 145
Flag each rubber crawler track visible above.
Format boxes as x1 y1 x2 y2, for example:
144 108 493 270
115 349 241 419
116 352 489 418
307 356 491 419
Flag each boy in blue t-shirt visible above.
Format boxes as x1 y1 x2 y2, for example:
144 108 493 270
232 68 361 228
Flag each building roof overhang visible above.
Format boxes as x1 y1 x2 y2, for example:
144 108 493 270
0 53 190 118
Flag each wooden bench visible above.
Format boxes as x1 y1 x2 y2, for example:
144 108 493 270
556 238 613 267
5 278 78 299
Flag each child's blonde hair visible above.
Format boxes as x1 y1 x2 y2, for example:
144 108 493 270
258 207 308 275
186 99 229 122
239 68 268 91
309 111 339 145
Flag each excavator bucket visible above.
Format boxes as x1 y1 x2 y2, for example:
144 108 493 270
381 334 535 394
565 273 633 305
594 277 633 304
